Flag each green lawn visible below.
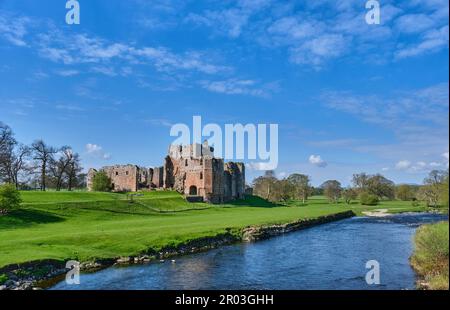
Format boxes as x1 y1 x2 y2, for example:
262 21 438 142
0 191 432 269
20 191 124 204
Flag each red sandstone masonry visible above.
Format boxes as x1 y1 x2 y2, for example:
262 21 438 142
87 142 245 203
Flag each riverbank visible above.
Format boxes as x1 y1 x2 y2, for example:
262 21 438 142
411 221 449 290
50 212 448 290
0 192 433 290
0 210 355 290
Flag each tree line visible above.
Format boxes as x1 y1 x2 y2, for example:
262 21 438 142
0 122 85 191
252 169 449 208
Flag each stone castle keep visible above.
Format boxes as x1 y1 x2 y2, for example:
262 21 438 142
87 142 245 203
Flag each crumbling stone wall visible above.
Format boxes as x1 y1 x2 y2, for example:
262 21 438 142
87 168 97 191
87 142 246 203
164 142 245 203
152 167 164 188
87 165 140 192
223 162 245 201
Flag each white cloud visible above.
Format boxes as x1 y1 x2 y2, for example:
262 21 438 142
429 162 442 167
185 0 271 38
410 161 427 172
309 155 327 168
85 143 111 160
184 0 449 67
395 160 412 170
0 12 233 80
0 13 31 47
36 32 130 65
395 25 449 59
395 158 448 173
199 79 278 97
395 14 435 34
289 34 348 68
132 47 231 74
267 16 323 41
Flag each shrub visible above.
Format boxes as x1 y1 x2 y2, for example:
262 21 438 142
92 171 112 192
411 222 449 290
0 183 22 215
359 192 379 206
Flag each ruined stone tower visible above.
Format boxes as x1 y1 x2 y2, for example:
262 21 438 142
87 142 245 204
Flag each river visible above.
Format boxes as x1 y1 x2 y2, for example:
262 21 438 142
51 212 448 290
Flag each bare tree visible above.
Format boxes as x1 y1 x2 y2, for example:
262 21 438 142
51 146 75 191
67 153 82 191
0 122 16 182
31 140 57 191
8 144 31 189
352 172 369 192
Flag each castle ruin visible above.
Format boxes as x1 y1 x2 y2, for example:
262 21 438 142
87 142 245 203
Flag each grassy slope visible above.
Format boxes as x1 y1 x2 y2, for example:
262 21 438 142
0 192 429 268
411 221 449 290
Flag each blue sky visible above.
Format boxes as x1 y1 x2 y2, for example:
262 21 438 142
0 0 448 186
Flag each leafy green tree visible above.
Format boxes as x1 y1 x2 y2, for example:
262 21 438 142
321 180 342 203
287 173 311 203
353 172 395 200
274 179 295 202
418 170 448 208
0 183 22 215
92 171 112 192
342 188 358 204
252 171 279 202
359 192 379 206
396 184 414 201
366 174 395 200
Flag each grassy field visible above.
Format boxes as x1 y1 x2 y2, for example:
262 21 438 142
411 221 449 290
284 195 429 215
0 191 431 269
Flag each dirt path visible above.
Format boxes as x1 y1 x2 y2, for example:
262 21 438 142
362 209 390 217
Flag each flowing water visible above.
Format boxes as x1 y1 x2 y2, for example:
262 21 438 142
51 212 448 290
